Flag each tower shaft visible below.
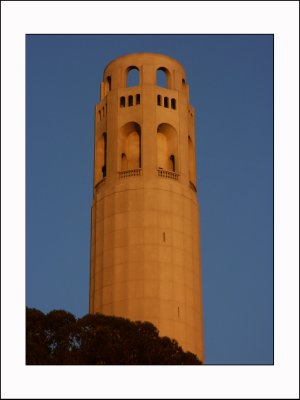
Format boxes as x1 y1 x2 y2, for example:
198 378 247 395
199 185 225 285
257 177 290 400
90 53 204 361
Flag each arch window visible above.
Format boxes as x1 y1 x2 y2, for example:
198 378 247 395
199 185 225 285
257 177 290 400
120 122 141 170
182 78 188 96
169 155 175 172
164 97 169 108
127 67 140 87
188 135 196 185
136 94 140 105
171 98 176 110
156 67 170 88
128 95 133 107
157 123 178 172
157 95 162 106
106 76 111 91
99 132 107 178
121 153 128 171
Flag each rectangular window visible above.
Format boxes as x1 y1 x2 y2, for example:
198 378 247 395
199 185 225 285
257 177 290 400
120 96 125 107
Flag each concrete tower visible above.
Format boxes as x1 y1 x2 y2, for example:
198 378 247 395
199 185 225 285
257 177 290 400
89 53 204 362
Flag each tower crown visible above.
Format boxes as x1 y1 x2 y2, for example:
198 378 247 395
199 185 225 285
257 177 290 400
101 52 188 96
95 52 196 193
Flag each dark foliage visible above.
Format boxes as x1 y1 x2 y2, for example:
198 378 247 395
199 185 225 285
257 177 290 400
26 307 202 365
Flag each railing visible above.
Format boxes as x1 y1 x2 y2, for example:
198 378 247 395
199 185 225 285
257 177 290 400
157 168 179 181
118 168 142 179
189 181 197 192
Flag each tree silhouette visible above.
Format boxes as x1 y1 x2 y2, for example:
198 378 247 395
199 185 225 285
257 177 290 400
26 307 202 365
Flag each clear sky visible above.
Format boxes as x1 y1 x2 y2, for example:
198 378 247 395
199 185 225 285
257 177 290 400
26 34 273 365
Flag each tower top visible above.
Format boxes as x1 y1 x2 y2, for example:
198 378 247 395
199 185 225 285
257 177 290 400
104 52 185 74
101 52 188 97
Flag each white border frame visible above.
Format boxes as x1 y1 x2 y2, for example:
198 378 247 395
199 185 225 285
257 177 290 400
1 1 299 398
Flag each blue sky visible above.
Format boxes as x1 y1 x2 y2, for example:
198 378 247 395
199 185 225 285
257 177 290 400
26 34 273 365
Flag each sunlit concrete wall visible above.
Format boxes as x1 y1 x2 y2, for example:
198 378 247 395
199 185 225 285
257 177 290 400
90 53 204 362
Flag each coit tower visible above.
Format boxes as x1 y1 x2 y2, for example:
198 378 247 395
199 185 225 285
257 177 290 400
89 53 204 362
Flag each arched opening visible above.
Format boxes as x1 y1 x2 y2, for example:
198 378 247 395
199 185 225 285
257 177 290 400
157 123 178 172
156 67 170 88
106 76 111 91
188 135 196 185
127 66 140 87
120 122 141 170
99 132 107 178
121 153 128 171
182 78 187 96
164 97 169 108
169 155 175 172
157 132 168 170
171 98 176 110
128 95 133 107
136 94 140 105
157 95 162 106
